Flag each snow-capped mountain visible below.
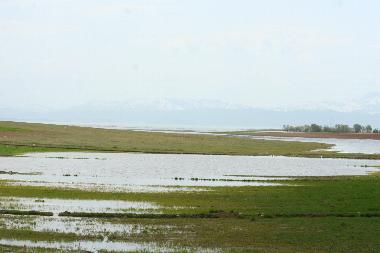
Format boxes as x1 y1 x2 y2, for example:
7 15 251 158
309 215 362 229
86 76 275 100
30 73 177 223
1 96 379 129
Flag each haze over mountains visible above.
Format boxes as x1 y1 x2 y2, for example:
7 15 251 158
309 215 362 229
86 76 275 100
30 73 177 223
1 1 379 130
1 94 379 129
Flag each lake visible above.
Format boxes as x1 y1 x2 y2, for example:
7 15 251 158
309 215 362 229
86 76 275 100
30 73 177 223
0 152 379 192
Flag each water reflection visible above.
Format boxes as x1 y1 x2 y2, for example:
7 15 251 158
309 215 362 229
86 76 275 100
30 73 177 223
0 152 378 192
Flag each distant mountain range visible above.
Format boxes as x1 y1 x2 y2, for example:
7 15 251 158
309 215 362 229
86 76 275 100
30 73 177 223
1 96 379 129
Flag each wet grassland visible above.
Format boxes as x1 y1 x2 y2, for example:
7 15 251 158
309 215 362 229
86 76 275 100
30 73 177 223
1 121 380 252
1 121 380 159
1 173 380 252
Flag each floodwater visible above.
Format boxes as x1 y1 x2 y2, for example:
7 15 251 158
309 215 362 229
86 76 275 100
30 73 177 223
0 150 379 252
0 239 148 252
136 129 380 154
116 127 380 154
0 239 219 253
0 197 160 215
230 135 380 154
63 124 380 154
0 152 379 192
1 215 175 236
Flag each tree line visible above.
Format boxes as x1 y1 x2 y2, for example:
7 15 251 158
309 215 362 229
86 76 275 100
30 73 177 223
283 124 379 133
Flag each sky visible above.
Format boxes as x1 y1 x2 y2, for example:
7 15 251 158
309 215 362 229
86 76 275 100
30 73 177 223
0 0 379 111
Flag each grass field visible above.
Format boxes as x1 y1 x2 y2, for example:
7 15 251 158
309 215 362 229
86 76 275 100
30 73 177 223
1 174 380 252
0 121 330 157
1 121 380 252
0 121 379 159
2 175 380 216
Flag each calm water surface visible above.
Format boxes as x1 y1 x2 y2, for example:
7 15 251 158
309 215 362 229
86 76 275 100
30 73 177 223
241 135 380 154
0 152 379 191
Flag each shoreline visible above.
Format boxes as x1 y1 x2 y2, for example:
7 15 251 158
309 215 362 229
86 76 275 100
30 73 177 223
248 131 380 140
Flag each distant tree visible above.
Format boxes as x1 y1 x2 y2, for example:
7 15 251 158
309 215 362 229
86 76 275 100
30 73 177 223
304 125 311 132
310 124 322 132
353 124 363 133
336 124 351 133
365 125 373 133
282 123 376 133
323 126 333 132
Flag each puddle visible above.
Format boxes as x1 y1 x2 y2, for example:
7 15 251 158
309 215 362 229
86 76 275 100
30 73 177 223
0 197 160 215
0 239 166 252
1 215 175 236
6 181 209 193
0 239 220 253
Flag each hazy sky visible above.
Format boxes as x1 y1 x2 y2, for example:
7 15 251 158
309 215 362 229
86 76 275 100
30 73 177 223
1 0 379 110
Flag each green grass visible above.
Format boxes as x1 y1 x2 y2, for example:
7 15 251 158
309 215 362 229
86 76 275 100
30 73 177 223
1 175 380 217
1 121 380 252
4 217 380 253
0 125 26 132
3 176 379 252
1 175 380 252
0 121 331 157
0 144 73 156
0 121 379 159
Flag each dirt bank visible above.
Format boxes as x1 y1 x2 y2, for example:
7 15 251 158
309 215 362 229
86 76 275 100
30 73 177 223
253 132 380 140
